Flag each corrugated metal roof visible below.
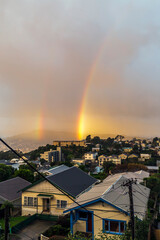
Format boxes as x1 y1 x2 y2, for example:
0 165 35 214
65 174 150 220
47 166 98 198
0 177 31 202
47 165 69 175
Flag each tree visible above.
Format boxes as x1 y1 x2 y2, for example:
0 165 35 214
19 162 36 172
78 164 88 172
14 169 34 182
103 161 115 173
86 135 91 143
1 201 14 240
91 136 101 145
0 164 14 182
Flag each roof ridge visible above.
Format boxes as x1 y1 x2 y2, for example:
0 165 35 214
48 164 67 171
0 176 28 184
71 166 98 182
47 165 71 177
102 175 125 196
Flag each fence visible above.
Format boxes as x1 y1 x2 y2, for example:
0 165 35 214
40 234 49 240
11 214 58 234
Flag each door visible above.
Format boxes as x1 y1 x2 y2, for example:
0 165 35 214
43 198 50 212
87 212 92 232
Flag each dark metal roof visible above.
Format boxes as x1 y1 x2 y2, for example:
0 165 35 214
47 166 97 198
0 177 31 202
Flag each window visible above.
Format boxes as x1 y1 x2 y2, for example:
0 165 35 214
24 197 37 207
34 198 38 206
78 211 88 220
28 197 33 206
57 200 67 209
24 197 27 206
103 219 126 235
57 200 61 208
61 200 67 208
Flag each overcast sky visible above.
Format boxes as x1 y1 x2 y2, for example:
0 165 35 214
1 0 160 138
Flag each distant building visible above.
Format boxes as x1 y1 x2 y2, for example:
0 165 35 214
98 155 121 166
72 159 85 166
84 152 98 161
139 153 151 161
92 147 100 152
118 153 128 160
53 140 86 147
157 160 160 167
147 166 159 174
128 154 138 159
0 160 20 170
92 144 101 152
10 158 19 163
93 166 103 174
123 147 132 153
40 147 62 163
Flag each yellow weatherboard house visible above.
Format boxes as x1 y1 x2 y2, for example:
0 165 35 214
64 174 150 239
21 165 97 216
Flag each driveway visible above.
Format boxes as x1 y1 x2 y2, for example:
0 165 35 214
15 219 55 240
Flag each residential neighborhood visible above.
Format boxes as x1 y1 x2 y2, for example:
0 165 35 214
0 135 160 239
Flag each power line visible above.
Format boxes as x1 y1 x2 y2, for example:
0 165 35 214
122 179 137 240
0 138 108 222
135 184 149 198
132 193 147 205
0 138 150 238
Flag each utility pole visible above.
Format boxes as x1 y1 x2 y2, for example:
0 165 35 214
4 205 9 240
123 179 137 240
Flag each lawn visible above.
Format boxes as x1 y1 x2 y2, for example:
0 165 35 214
0 216 28 229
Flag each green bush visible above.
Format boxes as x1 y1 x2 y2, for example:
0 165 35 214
43 224 69 237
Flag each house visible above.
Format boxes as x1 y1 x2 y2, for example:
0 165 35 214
84 152 98 161
98 155 121 166
64 174 150 239
98 155 107 166
109 170 149 183
128 154 138 159
0 177 31 216
43 165 70 176
147 166 159 174
0 160 20 170
92 144 101 152
118 153 128 160
109 155 121 165
139 153 151 161
123 147 132 153
93 166 103 174
72 159 85 166
21 166 98 216
157 160 160 167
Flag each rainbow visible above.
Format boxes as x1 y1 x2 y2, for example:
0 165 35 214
78 40 107 140
36 110 44 140
35 73 50 140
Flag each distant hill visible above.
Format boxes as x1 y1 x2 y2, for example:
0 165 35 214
0 130 78 152
0 130 146 153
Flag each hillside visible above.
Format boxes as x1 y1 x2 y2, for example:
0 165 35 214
0 130 77 152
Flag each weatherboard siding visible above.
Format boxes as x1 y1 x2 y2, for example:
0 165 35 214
73 201 129 238
22 180 73 216
73 220 87 233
